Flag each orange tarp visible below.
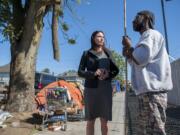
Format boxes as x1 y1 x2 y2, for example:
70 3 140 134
35 80 84 110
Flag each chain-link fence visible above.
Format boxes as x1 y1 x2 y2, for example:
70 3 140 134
126 91 180 135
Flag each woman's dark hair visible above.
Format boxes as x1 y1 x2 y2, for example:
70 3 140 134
90 30 106 49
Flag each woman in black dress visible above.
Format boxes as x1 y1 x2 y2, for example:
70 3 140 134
78 31 119 135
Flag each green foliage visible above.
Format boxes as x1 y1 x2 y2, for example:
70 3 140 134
57 8 64 16
60 20 76 45
62 22 69 31
68 38 76 44
0 0 13 42
111 50 126 83
60 0 83 45
63 69 77 76
41 68 50 73
76 0 81 4
0 0 81 44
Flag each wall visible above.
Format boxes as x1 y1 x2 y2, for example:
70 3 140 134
168 58 180 106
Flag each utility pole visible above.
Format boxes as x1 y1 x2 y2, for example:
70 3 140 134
161 0 169 54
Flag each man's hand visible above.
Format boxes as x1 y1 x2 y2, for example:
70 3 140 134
122 36 131 49
122 36 139 65
122 47 134 59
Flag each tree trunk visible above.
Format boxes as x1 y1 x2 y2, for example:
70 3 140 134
6 2 46 112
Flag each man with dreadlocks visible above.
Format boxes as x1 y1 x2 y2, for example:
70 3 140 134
122 10 173 135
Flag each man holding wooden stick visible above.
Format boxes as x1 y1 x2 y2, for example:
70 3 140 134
122 10 173 135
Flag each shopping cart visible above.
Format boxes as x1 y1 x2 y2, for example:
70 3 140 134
41 87 68 131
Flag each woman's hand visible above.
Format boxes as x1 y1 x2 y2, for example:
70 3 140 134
95 69 109 80
95 69 102 77
101 69 109 80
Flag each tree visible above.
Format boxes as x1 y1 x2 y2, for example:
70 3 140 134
0 0 78 112
41 68 50 73
111 50 126 83
62 69 77 76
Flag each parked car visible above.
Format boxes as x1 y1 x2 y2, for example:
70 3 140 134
34 72 62 93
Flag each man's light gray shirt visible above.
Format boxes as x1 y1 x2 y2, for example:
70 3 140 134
129 29 173 95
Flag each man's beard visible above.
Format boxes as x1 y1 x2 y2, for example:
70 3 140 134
133 23 143 32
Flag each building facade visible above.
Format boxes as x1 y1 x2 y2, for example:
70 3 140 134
0 64 10 86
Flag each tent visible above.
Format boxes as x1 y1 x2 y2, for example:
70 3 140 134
35 80 84 111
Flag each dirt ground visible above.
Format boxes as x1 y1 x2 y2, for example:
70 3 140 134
0 112 41 135
0 88 41 135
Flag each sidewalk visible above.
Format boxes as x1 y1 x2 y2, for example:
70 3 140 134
33 92 126 135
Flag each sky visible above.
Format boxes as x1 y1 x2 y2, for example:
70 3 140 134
0 0 180 75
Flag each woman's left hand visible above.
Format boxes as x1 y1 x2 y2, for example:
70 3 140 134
98 69 109 80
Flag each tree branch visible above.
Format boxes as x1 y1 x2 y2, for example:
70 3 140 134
40 0 61 7
52 4 60 61
12 0 24 41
